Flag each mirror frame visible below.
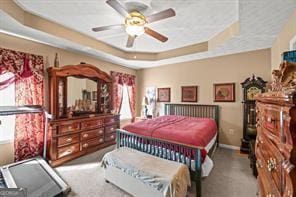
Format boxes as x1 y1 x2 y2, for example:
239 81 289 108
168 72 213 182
47 63 113 119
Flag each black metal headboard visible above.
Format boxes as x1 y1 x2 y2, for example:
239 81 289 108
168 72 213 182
164 103 220 130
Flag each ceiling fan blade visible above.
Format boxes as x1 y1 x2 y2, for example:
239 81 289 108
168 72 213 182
146 8 176 23
106 0 129 18
144 27 168 42
92 24 124 32
126 35 136 48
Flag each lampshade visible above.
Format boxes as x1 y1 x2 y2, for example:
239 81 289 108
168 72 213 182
125 25 145 36
142 96 149 105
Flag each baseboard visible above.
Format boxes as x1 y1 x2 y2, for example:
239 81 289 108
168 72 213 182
219 143 240 150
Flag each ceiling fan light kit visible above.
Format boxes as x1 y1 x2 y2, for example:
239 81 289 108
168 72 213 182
125 11 146 36
92 0 176 48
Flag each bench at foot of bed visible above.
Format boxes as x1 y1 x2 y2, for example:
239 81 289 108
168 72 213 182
102 147 192 197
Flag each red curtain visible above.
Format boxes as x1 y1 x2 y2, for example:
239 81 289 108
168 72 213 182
111 71 136 122
0 47 44 161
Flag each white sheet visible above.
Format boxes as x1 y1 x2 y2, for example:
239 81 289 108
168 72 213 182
201 133 217 177
102 147 191 197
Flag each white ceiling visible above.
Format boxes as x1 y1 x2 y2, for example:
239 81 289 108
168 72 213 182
14 0 239 52
0 0 296 69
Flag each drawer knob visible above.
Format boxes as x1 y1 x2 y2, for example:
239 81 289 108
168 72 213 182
83 143 89 148
65 147 74 155
267 158 277 172
256 139 263 145
83 134 89 138
99 138 104 143
110 127 114 131
99 130 103 134
66 138 73 143
256 160 263 169
68 126 72 130
110 135 114 139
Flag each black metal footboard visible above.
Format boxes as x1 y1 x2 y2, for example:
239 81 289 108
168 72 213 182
116 129 203 197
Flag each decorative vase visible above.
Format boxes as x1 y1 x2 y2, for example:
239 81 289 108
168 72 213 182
54 53 59 68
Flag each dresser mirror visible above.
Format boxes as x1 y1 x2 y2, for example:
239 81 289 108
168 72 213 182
48 64 113 119
67 77 98 116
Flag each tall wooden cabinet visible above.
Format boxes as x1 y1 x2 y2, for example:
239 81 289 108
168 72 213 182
47 64 119 166
256 61 296 196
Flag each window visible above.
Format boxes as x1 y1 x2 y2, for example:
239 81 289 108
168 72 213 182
119 85 132 120
0 72 15 143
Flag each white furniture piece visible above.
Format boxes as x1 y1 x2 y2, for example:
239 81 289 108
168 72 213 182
102 147 191 197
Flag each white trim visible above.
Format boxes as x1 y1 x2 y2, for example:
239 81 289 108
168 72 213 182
0 139 13 145
219 143 240 150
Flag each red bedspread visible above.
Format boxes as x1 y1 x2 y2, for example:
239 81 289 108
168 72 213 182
123 115 217 162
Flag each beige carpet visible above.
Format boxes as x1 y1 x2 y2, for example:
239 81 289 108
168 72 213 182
55 146 257 197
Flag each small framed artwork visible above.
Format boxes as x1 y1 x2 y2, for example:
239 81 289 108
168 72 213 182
157 88 170 102
181 86 198 102
214 83 235 102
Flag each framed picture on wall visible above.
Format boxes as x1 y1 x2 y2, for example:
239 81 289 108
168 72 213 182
157 88 170 102
214 83 235 102
181 86 198 102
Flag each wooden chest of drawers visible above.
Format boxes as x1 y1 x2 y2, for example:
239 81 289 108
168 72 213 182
256 92 296 197
47 114 120 166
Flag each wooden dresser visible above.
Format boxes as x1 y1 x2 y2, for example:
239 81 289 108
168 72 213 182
47 64 120 166
256 61 296 197
48 114 119 166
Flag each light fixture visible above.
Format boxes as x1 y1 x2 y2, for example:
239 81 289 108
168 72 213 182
125 11 146 36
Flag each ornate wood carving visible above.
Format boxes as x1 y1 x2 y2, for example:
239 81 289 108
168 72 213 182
47 63 112 82
256 61 296 197
270 61 296 92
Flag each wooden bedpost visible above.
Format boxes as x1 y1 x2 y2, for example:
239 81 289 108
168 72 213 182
195 149 202 197
116 129 120 148
215 105 220 147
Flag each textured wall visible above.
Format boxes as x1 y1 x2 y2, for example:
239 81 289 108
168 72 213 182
137 49 271 147
271 10 296 70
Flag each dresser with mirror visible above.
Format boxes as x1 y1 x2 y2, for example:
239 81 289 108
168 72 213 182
47 63 119 166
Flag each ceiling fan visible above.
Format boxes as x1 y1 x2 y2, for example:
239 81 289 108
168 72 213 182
92 0 176 48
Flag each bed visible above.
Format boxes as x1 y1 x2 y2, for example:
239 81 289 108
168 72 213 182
116 103 219 197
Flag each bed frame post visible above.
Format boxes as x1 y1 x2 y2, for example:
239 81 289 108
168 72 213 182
215 105 220 147
195 149 202 197
116 130 120 148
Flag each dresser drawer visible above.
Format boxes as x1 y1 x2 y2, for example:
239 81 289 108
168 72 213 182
256 148 281 197
105 116 119 125
81 119 104 130
81 128 104 141
81 137 104 150
257 170 281 197
257 103 290 137
57 134 79 147
256 133 284 192
105 132 116 142
58 143 80 159
105 124 117 134
57 122 80 134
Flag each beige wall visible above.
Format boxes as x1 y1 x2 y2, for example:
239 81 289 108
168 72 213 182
0 33 136 165
271 10 296 70
137 49 271 147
